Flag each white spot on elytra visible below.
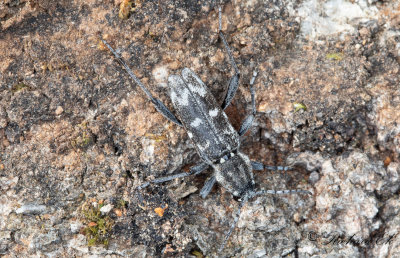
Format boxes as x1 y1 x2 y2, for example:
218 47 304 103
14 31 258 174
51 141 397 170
188 82 206 97
170 91 178 103
180 88 190 106
171 88 190 106
191 118 203 127
187 132 193 138
209 108 219 117
182 68 207 97
220 158 225 164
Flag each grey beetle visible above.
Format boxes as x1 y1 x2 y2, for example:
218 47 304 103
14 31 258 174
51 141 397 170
102 6 310 252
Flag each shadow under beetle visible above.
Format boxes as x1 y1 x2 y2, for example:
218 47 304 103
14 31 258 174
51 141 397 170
102 6 311 252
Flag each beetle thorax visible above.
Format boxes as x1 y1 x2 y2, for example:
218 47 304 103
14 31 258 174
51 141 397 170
212 151 255 197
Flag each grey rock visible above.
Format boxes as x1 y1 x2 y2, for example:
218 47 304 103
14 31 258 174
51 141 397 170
99 203 113 214
16 204 47 215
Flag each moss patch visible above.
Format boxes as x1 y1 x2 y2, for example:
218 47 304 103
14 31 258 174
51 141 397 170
326 52 344 61
71 121 94 149
80 200 114 247
11 83 30 93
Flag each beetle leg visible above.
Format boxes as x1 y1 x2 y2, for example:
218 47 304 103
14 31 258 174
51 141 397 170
200 176 217 198
102 39 182 126
218 7 241 110
138 162 209 189
251 161 293 171
238 70 257 136
221 73 240 111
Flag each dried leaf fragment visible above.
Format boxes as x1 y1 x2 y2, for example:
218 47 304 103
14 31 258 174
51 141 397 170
119 0 132 19
88 222 97 227
154 204 168 217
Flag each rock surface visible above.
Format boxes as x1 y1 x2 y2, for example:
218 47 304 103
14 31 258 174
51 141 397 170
1 0 399 257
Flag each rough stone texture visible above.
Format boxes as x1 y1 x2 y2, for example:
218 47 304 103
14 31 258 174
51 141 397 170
1 0 399 257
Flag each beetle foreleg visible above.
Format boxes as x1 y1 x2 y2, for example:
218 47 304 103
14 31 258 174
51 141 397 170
200 176 217 198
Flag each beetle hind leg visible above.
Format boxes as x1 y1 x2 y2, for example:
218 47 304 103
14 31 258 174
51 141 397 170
218 6 241 111
238 70 258 136
217 7 258 136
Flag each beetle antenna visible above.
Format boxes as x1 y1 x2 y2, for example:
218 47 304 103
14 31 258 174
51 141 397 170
219 194 249 252
101 39 154 99
101 39 182 126
255 189 312 196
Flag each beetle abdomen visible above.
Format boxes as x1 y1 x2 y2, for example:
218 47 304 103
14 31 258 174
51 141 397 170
169 68 240 162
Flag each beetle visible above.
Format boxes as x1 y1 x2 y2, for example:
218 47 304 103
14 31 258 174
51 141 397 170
102 6 310 251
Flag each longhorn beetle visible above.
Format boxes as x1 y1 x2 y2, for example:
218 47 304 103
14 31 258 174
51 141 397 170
102 6 310 252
